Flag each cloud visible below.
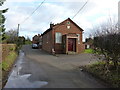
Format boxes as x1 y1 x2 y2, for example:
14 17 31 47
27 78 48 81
6 0 86 3
6 0 38 2
2 0 119 40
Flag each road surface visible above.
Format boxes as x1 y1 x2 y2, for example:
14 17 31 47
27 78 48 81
4 45 108 88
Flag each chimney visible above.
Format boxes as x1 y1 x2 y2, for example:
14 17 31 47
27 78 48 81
50 22 54 29
38 34 40 37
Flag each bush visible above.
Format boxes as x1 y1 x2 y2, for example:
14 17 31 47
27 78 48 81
84 62 120 88
93 21 120 70
9 46 16 51
2 44 17 61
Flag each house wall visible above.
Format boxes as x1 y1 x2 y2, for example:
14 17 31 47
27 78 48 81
42 19 85 54
32 35 41 44
42 30 53 53
53 20 85 54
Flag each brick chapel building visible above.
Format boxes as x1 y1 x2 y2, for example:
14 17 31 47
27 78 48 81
41 18 85 54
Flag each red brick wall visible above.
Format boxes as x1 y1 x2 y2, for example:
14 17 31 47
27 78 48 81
53 19 84 53
42 19 85 54
42 30 53 53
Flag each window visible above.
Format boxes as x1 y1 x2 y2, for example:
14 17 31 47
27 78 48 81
67 26 71 29
55 32 62 43
67 21 70 25
77 34 80 44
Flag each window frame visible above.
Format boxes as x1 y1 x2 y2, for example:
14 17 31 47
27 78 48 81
77 34 80 44
55 32 62 44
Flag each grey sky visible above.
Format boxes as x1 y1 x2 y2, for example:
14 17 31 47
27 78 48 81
1 0 119 40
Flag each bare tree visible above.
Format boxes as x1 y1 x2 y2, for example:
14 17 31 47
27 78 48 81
5 29 18 43
93 19 120 71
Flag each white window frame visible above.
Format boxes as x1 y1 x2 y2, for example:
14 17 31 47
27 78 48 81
55 32 62 43
77 34 80 44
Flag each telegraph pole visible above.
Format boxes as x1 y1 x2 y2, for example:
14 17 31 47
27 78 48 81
17 24 20 46
118 1 120 27
17 24 20 37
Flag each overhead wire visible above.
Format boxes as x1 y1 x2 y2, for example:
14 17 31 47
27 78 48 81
20 0 46 24
72 0 89 19
19 0 89 35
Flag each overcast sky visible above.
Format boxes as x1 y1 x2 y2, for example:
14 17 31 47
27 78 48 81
1 0 119 40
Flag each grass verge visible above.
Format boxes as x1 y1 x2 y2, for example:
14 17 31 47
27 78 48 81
82 61 120 88
84 49 94 54
0 51 17 87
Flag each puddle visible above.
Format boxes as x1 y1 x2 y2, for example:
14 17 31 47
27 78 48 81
4 50 48 88
4 74 48 88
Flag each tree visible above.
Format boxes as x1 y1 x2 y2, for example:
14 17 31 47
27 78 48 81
5 29 26 47
25 36 31 45
0 0 8 43
18 36 25 45
5 29 18 43
0 0 6 5
93 20 120 70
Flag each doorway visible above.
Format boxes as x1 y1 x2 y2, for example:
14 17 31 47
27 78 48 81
68 38 76 52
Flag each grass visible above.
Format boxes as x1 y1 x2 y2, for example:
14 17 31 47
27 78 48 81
1 51 17 88
83 61 120 88
84 49 94 54
1 51 17 71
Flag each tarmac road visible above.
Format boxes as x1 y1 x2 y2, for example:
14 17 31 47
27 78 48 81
4 45 108 88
